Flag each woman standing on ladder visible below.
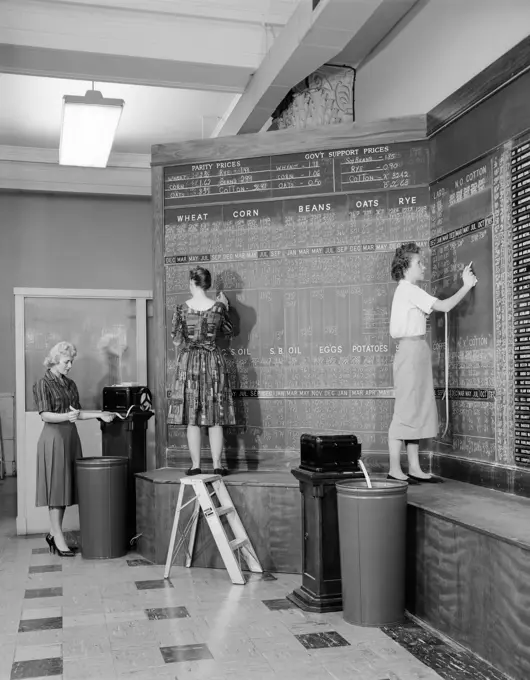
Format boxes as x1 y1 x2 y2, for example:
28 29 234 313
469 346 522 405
387 243 477 484
168 266 236 476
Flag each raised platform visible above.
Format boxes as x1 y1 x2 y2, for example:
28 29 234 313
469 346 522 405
135 468 301 573
136 467 529 679
406 480 530 680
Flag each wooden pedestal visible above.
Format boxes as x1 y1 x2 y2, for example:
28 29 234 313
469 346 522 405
287 468 361 613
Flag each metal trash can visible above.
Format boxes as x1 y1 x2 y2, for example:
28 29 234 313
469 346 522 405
76 456 128 559
336 476 408 626
101 411 152 540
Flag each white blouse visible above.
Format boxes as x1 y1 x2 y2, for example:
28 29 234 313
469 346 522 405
390 280 438 338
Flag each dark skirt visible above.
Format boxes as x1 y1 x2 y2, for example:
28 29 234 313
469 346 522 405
388 337 438 441
35 422 83 507
167 344 236 427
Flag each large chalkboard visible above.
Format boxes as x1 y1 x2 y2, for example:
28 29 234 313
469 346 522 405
430 155 498 462
160 140 430 468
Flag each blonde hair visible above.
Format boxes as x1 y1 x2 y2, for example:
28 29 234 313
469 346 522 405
44 341 77 368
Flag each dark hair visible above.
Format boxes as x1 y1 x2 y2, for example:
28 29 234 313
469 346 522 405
189 266 211 291
391 242 420 281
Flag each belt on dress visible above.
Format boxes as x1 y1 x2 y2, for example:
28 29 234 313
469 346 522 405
397 335 426 341
186 342 217 351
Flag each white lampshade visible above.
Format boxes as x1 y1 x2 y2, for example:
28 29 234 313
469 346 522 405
59 89 124 168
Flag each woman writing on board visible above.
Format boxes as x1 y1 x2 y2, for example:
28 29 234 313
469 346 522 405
168 266 236 476
34 341 116 556
388 243 477 484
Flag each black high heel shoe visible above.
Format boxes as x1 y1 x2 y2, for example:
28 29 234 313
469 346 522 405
45 534 54 553
51 537 75 557
186 467 202 476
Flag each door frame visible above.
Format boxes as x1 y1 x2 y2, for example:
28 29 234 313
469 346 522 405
14 287 152 535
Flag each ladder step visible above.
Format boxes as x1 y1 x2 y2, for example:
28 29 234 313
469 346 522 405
217 505 234 517
230 537 249 551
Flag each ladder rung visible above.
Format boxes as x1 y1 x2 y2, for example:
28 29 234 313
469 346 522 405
217 505 234 517
230 537 249 551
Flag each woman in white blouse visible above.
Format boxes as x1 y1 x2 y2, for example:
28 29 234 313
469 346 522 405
387 243 477 484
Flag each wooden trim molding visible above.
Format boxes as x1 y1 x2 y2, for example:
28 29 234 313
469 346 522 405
13 288 152 298
427 34 530 137
14 287 152 535
151 166 167 468
151 115 428 165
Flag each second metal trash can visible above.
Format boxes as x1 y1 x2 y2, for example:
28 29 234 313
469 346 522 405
76 456 128 559
336 476 408 626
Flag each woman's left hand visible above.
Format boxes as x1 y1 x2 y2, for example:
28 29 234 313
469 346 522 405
100 411 116 423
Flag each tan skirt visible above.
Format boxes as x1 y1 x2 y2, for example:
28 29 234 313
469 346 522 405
388 337 438 441
35 422 83 507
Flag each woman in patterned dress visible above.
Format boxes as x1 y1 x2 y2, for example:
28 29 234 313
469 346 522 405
167 267 236 476
34 341 116 555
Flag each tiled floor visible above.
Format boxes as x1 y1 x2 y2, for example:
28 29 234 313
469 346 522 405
0 477 502 680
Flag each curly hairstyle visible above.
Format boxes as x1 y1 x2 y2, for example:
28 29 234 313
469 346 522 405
44 341 77 368
189 266 212 291
391 242 421 282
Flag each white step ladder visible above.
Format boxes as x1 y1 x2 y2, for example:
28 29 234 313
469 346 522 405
164 473 263 585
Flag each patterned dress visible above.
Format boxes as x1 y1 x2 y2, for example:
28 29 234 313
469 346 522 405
33 370 83 507
167 302 236 426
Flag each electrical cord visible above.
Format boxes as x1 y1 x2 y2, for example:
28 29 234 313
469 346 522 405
441 312 450 438
112 403 154 420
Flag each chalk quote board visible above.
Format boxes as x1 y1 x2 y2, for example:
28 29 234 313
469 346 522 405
430 156 496 462
162 142 430 465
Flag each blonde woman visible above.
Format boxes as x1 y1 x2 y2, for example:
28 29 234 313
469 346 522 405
34 341 116 556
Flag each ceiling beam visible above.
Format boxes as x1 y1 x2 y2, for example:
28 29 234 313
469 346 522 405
331 0 419 67
0 160 151 195
0 45 249 92
0 0 266 67
0 145 151 195
33 0 299 26
214 0 419 136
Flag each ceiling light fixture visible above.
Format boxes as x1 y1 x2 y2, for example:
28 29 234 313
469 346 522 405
59 87 124 168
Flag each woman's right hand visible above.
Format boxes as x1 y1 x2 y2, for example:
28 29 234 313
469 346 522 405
462 263 478 289
68 407 80 422
216 291 229 307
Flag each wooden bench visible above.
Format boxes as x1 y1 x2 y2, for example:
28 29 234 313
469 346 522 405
406 480 530 680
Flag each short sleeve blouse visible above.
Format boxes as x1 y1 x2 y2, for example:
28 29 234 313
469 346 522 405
33 370 82 414
390 280 438 338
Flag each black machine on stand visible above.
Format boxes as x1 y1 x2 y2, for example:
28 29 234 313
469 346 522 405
287 434 363 613
100 386 154 541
